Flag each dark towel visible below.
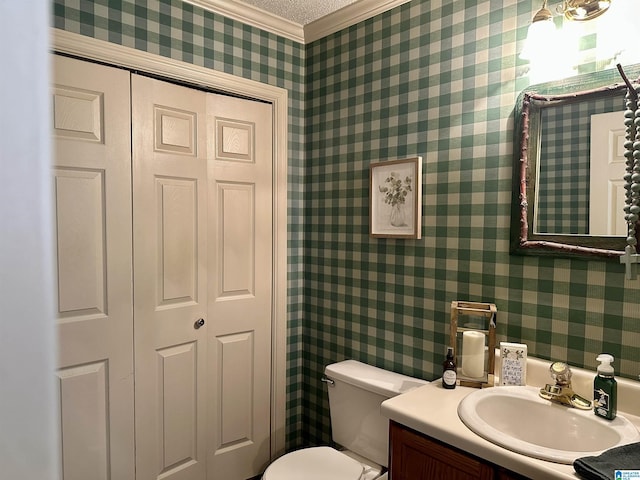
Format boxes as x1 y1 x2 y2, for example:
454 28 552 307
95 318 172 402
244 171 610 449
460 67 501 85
573 442 640 480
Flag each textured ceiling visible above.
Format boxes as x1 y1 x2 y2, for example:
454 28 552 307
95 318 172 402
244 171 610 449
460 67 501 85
236 0 359 25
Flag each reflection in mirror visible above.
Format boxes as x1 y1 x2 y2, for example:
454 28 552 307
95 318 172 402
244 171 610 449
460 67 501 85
535 94 622 235
511 66 640 259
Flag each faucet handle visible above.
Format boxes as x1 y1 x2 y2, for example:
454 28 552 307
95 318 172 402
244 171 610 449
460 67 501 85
549 362 572 385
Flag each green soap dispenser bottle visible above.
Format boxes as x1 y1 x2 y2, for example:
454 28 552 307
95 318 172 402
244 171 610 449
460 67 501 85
594 354 617 420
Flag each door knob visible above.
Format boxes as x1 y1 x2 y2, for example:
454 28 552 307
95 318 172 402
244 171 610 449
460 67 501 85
194 318 205 329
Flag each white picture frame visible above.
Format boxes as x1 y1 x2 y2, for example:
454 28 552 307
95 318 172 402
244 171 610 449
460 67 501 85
369 156 422 239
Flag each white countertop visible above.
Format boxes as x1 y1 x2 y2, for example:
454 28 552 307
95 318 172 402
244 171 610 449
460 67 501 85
380 355 640 480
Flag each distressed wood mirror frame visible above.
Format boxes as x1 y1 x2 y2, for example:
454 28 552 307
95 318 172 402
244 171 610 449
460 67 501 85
510 68 640 260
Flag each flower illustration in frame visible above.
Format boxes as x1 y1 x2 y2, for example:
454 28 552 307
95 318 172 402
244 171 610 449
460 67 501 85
369 157 422 238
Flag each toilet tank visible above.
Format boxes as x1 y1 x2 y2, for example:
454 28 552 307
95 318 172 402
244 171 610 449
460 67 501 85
324 360 428 467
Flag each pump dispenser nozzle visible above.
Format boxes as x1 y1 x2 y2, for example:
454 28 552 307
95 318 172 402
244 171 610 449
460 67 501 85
596 354 614 376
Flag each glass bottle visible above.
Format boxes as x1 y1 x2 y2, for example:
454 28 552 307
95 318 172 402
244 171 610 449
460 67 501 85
442 347 457 389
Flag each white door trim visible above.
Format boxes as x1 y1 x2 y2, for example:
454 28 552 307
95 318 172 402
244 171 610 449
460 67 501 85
51 28 288 459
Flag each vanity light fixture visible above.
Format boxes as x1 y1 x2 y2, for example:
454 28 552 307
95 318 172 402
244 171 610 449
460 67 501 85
561 0 612 21
520 0 555 61
521 0 613 82
521 0 613 59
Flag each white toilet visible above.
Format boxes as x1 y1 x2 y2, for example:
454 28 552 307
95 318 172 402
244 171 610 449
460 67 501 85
262 360 429 480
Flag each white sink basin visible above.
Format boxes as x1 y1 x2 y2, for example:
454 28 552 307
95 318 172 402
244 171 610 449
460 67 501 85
457 386 640 464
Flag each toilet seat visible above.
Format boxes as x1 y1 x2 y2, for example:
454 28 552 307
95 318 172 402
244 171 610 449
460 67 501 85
262 446 364 480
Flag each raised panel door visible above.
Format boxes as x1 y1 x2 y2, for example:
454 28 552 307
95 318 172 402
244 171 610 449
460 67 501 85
206 94 273 479
590 110 627 236
132 74 208 480
52 54 134 480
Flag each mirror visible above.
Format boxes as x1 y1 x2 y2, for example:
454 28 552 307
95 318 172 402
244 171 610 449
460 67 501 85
511 66 640 259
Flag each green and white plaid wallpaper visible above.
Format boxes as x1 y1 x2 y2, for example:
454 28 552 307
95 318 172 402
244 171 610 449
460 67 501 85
537 95 618 234
54 0 640 452
303 0 640 447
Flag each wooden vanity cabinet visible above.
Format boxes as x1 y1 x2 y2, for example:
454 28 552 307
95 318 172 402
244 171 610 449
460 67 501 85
389 421 529 480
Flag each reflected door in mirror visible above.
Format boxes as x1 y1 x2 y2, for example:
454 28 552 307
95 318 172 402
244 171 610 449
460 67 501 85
590 110 627 236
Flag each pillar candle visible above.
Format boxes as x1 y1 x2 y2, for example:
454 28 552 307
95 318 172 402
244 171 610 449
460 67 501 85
462 330 485 378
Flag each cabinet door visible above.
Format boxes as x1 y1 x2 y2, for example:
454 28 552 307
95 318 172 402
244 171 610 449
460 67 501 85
496 468 530 480
52 54 134 480
389 422 494 480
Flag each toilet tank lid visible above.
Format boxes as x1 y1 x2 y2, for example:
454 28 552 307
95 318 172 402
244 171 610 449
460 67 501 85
324 360 429 398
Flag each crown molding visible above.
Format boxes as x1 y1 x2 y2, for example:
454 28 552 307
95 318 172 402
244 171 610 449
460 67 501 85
182 0 411 44
304 0 411 43
183 0 305 43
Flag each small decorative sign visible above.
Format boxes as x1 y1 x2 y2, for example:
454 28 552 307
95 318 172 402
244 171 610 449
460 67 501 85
499 342 527 386
369 157 422 239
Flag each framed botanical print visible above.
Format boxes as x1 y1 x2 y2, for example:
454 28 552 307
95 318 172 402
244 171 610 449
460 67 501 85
369 156 422 239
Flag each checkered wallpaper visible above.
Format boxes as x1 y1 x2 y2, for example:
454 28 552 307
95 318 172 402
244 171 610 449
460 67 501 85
54 0 640 453
304 0 640 447
537 95 619 234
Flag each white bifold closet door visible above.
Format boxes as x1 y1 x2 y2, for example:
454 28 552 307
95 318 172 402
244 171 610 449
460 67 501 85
131 75 209 480
132 76 273 480
205 91 273 480
52 55 135 480
53 54 273 480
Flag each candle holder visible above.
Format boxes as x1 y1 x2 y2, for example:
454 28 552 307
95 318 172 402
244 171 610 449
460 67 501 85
449 301 497 388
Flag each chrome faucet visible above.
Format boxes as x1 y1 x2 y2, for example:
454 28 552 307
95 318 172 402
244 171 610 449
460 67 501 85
539 362 592 410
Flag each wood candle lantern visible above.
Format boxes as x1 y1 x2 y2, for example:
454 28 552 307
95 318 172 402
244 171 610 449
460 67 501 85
450 301 497 388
